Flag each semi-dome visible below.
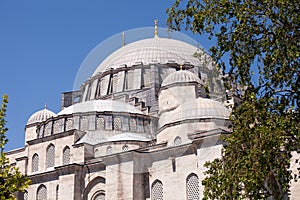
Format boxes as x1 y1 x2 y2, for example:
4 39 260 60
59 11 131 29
161 70 201 87
159 98 230 128
57 99 143 115
92 37 202 76
27 107 56 125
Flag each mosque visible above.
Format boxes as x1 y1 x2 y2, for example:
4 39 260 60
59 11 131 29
6 22 300 200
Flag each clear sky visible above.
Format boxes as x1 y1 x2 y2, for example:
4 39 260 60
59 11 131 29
0 1 213 151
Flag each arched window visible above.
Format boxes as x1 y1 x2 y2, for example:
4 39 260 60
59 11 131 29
63 146 70 165
186 173 200 200
53 121 60 134
174 136 182 146
32 153 39 172
66 118 73 131
130 118 137 132
96 117 105 130
106 146 113 155
24 190 28 200
151 180 163 200
122 145 129 152
36 185 47 200
46 144 55 168
93 192 105 200
113 117 121 131
80 118 89 130
20 190 28 200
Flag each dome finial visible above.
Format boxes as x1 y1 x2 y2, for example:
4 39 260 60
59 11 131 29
44 103 47 109
154 19 159 38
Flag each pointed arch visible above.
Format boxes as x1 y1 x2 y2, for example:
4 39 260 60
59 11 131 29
83 176 106 200
186 173 200 200
32 153 39 172
62 146 70 165
46 143 55 168
92 191 105 200
151 179 163 200
36 184 47 200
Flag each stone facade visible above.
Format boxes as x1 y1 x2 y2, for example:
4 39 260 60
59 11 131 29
6 34 299 200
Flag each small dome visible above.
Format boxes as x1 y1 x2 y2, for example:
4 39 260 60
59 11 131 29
161 70 201 87
27 107 56 125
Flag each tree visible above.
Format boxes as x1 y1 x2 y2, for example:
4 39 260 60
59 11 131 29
0 95 30 200
167 0 299 199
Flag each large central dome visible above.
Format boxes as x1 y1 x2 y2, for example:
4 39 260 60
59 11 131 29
92 37 202 76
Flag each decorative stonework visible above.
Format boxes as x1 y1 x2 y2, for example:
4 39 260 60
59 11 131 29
122 145 129 152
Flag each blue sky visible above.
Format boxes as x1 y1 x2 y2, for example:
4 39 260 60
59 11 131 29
0 1 213 151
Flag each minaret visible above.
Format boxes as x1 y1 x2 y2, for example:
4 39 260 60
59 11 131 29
122 32 125 47
154 19 159 38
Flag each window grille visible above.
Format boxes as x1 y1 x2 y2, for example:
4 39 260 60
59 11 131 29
54 121 60 133
126 70 134 89
113 118 121 131
112 73 119 92
186 173 200 200
174 136 182 146
20 190 28 200
95 149 100 157
63 146 70 165
32 154 39 172
106 146 113 155
37 185 47 200
100 77 108 96
44 123 52 136
122 145 129 152
130 118 137 132
66 119 73 131
96 117 105 130
152 180 163 200
80 118 89 130
46 144 55 168
24 191 28 200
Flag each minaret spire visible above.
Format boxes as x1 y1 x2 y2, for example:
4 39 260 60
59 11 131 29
122 32 125 47
154 19 159 38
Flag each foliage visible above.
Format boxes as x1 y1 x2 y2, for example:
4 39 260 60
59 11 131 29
167 0 300 199
0 95 30 200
